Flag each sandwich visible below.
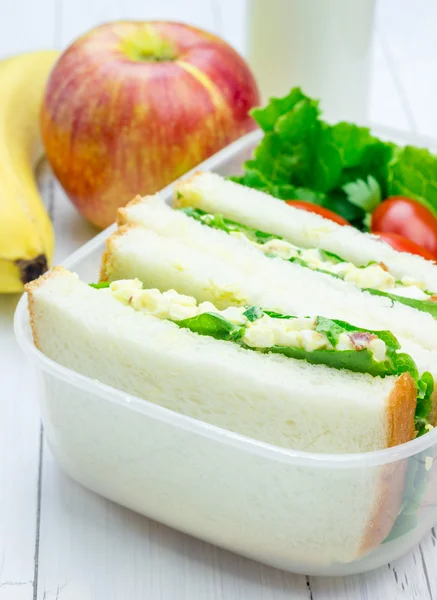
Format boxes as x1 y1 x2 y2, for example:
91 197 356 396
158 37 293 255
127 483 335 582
26 267 434 562
27 266 431 452
173 172 437 318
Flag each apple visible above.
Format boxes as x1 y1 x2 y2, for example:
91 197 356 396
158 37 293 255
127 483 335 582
41 21 260 228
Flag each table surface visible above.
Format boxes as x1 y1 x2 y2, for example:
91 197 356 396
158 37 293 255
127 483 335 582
3 1 437 598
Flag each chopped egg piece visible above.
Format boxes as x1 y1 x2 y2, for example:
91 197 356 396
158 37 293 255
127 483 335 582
110 278 143 304
301 330 329 351
299 248 324 268
400 276 426 289
284 316 317 331
272 328 303 348
336 333 355 351
167 302 198 321
330 262 356 277
131 289 163 313
344 264 395 290
242 324 276 348
197 301 219 314
261 239 299 260
367 338 387 362
163 290 196 305
221 306 247 325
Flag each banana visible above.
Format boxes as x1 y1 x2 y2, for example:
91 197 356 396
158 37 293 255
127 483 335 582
0 50 59 293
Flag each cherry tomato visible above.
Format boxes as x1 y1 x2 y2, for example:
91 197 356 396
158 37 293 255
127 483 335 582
373 231 436 261
371 196 437 259
285 200 350 226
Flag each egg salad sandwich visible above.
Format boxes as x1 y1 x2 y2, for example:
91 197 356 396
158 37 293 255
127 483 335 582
172 172 437 318
26 267 435 562
27 267 432 451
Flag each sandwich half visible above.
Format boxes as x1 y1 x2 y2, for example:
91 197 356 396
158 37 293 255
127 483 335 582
171 172 437 319
174 173 437 317
27 266 427 453
26 268 431 563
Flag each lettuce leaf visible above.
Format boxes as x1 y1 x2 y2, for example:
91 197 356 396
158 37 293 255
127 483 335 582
232 88 397 229
415 371 434 436
249 91 321 186
267 345 399 377
89 282 111 289
242 306 264 322
388 146 437 218
314 316 345 346
364 287 437 318
175 312 245 342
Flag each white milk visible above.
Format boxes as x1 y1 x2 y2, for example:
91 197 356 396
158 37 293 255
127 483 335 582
246 0 376 123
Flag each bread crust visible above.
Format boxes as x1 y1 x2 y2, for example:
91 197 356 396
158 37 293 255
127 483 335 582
117 195 143 226
99 224 136 282
359 372 416 555
172 170 204 207
25 266 70 351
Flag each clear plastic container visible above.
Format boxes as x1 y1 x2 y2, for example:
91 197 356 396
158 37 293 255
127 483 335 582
14 128 437 576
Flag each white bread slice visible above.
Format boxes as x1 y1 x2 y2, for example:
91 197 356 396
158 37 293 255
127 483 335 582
174 171 437 292
111 207 437 353
26 267 415 564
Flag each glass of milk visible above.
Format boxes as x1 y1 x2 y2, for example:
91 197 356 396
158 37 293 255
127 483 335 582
246 0 376 123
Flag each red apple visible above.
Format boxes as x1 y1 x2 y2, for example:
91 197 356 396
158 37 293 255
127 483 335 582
40 22 260 229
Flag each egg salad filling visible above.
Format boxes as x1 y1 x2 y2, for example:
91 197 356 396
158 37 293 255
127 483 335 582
91 278 434 435
180 207 437 317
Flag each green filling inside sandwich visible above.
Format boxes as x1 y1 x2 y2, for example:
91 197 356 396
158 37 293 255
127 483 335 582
179 207 437 319
93 279 434 436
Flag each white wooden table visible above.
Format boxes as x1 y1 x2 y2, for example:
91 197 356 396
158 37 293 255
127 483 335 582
2 1 437 598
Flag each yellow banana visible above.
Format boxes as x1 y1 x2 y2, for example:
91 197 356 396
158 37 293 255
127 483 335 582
0 50 59 293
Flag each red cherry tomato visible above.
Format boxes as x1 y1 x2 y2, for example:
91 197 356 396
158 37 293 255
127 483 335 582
285 200 349 226
371 196 437 259
373 231 436 261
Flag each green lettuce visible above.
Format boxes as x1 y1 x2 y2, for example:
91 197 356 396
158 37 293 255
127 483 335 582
232 87 437 228
388 146 437 218
89 282 111 289
231 88 397 229
174 307 430 407
364 287 437 319
176 312 245 342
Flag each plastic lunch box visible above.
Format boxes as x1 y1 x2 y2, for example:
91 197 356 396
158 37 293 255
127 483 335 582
14 128 437 576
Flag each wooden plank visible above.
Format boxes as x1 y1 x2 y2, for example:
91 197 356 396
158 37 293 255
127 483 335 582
414 529 437 600
310 543 435 600
0 295 40 600
0 3 57 593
